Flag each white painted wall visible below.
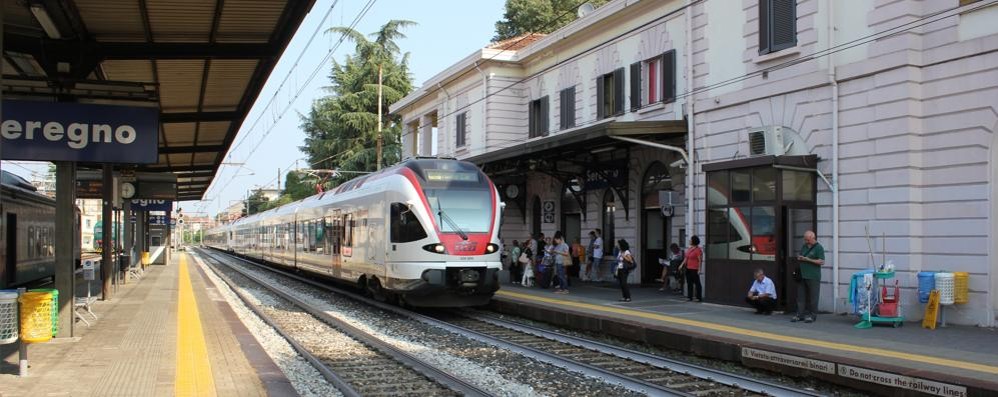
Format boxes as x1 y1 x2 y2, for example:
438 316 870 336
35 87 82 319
959 3 998 42
702 0 746 97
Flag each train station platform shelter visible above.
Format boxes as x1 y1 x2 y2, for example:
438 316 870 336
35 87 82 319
1 0 316 339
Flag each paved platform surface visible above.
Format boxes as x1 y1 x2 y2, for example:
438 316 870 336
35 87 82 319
0 252 292 396
492 282 998 396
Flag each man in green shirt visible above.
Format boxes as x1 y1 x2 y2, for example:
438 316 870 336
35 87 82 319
792 230 825 323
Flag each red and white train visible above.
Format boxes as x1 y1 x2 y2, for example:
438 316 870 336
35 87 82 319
204 158 503 307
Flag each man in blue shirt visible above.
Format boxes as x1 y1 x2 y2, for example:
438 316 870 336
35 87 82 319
746 269 777 315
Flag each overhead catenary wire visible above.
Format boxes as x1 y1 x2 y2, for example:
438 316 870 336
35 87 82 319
207 0 593 207
203 0 378 201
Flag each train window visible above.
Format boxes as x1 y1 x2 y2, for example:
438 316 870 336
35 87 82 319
391 203 427 243
343 214 353 247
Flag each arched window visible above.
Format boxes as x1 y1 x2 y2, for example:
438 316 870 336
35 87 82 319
602 190 615 253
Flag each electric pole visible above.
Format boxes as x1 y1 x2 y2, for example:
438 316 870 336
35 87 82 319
376 63 384 170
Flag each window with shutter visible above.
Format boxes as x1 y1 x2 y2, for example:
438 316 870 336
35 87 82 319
630 62 642 111
612 68 625 116
528 97 549 138
597 72 619 120
455 112 467 147
758 0 796 55
661 50 676 102
560 87 576 129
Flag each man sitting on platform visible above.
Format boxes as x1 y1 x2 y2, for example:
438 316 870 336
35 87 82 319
746 269 777 315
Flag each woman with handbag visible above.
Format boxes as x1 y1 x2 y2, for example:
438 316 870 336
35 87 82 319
615 239 635 302
510 240 522 284
680 235 703 302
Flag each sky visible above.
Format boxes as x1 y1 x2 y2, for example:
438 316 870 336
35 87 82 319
3 0 506 218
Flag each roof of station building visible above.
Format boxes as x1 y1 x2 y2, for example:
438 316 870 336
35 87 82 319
2 0 316 201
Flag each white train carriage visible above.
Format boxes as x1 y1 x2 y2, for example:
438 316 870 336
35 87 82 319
205 158 503 307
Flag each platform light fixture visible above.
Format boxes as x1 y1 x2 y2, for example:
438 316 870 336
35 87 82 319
589 146 616 154
30 4 62 39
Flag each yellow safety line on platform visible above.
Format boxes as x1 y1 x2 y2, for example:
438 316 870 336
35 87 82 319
176 254 217 396
496 290 998 375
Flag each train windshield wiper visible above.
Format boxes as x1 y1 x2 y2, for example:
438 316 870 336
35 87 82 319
434 196 468 240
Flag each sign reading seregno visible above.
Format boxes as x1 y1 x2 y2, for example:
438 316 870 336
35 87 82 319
1 100 158 164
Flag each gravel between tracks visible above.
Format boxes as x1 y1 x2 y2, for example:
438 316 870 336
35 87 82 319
192 253 341 397
209 252 643 397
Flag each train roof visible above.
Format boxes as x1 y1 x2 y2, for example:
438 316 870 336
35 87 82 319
1 170 56 206
216 158 487 230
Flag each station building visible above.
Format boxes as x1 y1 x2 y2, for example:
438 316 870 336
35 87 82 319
390 0 998 326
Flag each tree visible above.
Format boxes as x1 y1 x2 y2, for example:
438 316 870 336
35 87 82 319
300 20 415 188
493 0 609 42
245 190 269 215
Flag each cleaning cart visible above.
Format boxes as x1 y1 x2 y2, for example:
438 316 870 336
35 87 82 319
853 270 904 328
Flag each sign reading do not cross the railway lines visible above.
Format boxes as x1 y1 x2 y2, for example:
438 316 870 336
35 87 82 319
1 100 158 163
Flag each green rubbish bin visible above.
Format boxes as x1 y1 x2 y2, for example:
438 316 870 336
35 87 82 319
28 288 58 337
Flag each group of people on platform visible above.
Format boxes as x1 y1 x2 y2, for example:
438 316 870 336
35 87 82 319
502 229 826 324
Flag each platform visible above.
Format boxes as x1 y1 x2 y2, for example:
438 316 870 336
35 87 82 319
0 253 293 396
491 283 998 397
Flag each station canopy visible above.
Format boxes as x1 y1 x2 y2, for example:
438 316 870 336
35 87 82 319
2 0 316 201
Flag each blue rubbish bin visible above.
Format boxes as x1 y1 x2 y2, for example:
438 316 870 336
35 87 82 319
917 271 936 303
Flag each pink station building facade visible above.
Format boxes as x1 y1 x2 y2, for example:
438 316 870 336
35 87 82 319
390 0 998 326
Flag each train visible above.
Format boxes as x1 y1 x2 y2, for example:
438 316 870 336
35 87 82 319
205 158 503 307
93 221 120 253
1 171 81 288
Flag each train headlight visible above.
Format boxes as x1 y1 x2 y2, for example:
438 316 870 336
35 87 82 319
486 244 499 253
422 243 447 254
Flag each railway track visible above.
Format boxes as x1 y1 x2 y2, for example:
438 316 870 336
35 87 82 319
196 249 489 397
200 248 820 397
436 312 820 397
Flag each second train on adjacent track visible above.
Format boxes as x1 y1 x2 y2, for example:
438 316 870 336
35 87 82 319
204 158 502 307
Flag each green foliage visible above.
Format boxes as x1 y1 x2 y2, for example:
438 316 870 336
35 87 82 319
283 170 317 201
493 0 609 42
300 20 416 189
245 190 269 215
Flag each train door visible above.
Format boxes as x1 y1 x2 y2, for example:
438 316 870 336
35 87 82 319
4 214 16 286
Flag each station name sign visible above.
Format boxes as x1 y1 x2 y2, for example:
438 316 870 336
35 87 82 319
1 100 158 164
131 199 172 212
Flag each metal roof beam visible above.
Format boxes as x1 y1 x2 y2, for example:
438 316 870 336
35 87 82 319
159 145 224 154
138 165 213 173
102 42 274 60
161 111 237 123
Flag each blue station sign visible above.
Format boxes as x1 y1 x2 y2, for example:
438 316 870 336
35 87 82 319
1 100 158 163
131 199 173 212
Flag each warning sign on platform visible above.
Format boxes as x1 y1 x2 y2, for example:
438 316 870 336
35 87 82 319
741 348 835 374
837 365 966 397
923 289 940 329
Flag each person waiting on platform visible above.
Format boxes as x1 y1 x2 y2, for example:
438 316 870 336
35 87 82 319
679 235 703 302
746 269 777 315
658 243 684 292
589 229 605 282
615 239 635 302
792 230 825 323
509 240 522 285
552 232 571 294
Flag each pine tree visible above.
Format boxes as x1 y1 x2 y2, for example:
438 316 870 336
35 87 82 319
300 20 415 189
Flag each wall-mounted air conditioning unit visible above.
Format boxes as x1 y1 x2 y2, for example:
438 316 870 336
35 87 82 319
748 126 786 156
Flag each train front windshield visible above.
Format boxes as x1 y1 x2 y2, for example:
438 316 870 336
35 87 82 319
424 188 492 233
415 165 493 234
